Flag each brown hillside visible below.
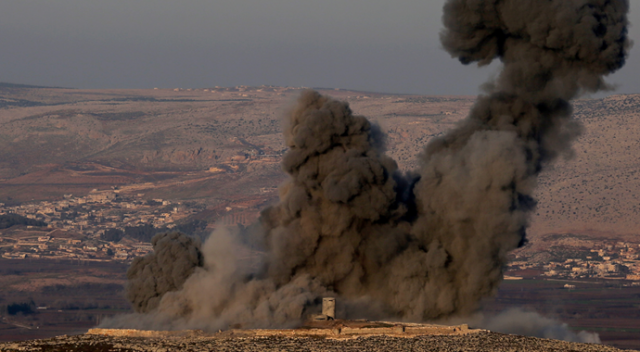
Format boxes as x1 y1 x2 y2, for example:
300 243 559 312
0 85 638 241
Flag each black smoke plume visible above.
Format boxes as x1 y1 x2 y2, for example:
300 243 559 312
125 232 203 313
106 0 630 332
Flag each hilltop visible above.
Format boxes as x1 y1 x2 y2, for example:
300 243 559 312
0 329 636 352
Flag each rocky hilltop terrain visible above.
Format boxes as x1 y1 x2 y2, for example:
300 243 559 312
0 330 636 352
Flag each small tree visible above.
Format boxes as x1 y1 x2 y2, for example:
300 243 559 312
7 302 34 315
101 228 124 242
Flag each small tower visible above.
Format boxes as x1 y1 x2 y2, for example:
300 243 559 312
322 297 336 320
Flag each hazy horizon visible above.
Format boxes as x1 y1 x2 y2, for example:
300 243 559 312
1 0 638 96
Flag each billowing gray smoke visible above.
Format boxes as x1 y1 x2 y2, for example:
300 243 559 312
125 232 203 313
480 308 601 343
409 0 630 318
107 0 630 333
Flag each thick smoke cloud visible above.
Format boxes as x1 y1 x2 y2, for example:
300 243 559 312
409 0 630 318
125 232 204 313
103 0 630 338
105 226 329 330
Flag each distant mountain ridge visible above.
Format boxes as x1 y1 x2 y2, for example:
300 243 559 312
0 82 68 89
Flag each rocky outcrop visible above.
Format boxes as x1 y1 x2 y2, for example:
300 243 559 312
0 330 636 352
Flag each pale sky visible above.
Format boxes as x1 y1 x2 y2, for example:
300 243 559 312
1 0 638 95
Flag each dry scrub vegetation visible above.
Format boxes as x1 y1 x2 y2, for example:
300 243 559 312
0 85 638 240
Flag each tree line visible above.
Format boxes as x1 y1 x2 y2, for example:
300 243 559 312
0 214 47 229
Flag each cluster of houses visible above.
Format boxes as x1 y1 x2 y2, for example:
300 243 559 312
0 190 196 234
0 232 152 262
507 241 640 281
0 190 199 262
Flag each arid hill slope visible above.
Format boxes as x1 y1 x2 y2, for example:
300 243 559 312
0 85 638 240
0 330 636 352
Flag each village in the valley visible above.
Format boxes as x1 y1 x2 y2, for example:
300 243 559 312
0 189 210 262
505 240 640 283
1 186 639 284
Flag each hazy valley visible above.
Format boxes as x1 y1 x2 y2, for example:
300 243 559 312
1 84 640 348
1 84 639 239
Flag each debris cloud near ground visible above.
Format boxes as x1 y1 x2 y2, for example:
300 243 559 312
125 232 204 313
102 0 630 339
479 308 601 344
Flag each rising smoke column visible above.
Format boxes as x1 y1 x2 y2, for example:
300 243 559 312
260 90 408 299
110 0 630 331
108 91 409 330
260 0 630 321
403 0 630 318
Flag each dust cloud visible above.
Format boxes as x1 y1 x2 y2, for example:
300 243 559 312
480 308 601 343
125 232 204 313
102 0 630 340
